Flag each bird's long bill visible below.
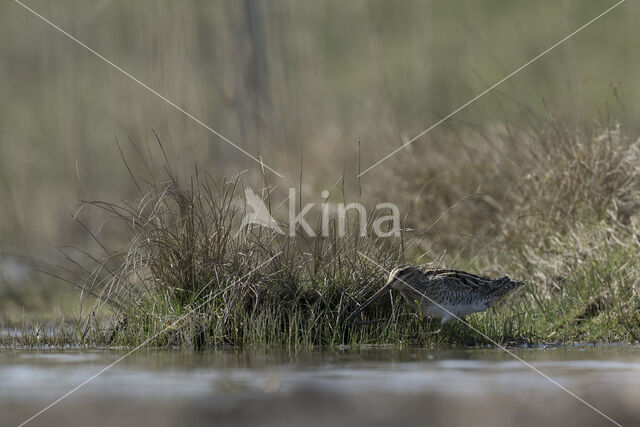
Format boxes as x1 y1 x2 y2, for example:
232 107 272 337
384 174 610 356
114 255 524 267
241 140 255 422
347 281 393 323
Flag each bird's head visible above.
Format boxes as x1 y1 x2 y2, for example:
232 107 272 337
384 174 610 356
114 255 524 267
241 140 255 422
385 265 419 289
347 265 419 323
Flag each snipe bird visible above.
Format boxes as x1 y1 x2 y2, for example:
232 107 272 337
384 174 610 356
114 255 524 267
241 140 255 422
347 266 524 325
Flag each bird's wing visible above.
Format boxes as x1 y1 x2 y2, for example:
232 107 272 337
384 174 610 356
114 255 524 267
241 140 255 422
426 269 495 291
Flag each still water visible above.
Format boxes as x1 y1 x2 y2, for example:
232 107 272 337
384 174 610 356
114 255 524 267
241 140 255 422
1 345 639 426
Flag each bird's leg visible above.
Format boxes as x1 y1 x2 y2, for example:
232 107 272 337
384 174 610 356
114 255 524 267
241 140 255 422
440 314 454 326
430 314 457 334
426 317 443 334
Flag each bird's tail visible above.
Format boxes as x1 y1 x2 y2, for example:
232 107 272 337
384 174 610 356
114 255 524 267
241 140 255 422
491 277 525 298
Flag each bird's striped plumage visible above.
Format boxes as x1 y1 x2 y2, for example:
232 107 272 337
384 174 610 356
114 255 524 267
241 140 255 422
348 266 525 325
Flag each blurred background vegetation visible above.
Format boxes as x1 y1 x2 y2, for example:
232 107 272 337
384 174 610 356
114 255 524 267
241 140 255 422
1 0 638 324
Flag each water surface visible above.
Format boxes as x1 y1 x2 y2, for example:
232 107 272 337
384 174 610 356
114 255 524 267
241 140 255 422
1 345 639 426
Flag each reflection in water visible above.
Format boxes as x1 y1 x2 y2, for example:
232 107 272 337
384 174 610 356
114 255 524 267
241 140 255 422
1 346 639 426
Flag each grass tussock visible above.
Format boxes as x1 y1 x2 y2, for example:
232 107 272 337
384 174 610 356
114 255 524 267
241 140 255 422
67 162 418 348
22 120 640 349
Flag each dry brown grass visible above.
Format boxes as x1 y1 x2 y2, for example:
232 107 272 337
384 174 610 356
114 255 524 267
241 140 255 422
35 119 636 348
